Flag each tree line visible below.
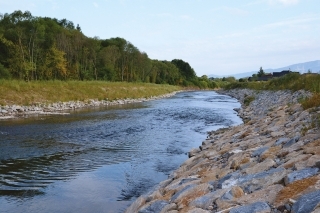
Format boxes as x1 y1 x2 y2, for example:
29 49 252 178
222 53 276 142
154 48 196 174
0 10 216 88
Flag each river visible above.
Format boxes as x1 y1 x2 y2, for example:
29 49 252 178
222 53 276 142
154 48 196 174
0 91 242 213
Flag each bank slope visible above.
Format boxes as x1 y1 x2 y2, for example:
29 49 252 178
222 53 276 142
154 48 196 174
127 89 320 213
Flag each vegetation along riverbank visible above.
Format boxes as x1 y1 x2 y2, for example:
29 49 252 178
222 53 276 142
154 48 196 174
126 88 320 213
0 80 181 119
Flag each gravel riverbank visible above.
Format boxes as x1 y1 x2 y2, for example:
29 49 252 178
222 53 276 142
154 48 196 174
0 91 180 119
126 89 320 213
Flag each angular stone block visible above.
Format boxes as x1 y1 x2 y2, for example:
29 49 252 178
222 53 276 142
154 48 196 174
284 167 319 186
229 201 271 213
291 190 320 213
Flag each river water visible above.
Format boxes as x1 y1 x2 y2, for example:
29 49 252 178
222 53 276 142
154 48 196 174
0 91 242 213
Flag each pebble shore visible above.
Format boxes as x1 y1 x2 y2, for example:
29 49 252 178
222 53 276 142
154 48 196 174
126 89 320 213
0 91 179 119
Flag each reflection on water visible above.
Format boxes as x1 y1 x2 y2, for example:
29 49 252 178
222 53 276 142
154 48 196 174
0 91 242 213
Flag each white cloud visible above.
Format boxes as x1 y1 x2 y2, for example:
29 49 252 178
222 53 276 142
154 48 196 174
93 2 98 8
248 0 299 6
212 7 249 16
269 0 299 6
180 15 193 20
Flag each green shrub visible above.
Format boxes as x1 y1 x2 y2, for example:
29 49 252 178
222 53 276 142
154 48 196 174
244 96 255 106
301 93 320 109
0 63 11 79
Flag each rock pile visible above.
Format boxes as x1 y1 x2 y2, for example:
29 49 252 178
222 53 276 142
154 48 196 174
0 92 179 119
126 89 320 213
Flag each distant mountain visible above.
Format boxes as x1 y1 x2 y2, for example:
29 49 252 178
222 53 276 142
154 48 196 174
209 60 320 79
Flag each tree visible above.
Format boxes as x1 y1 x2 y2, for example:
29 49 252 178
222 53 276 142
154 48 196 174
0 10 201 85
257 67 265 77
0 63 11 79
171 59 197 81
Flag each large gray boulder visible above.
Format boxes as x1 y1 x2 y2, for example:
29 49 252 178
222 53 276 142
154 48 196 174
138 200 169 213
239 168 287 193
274 137 289 146
283 136 300 148
189 189 227 210
229 201 271 213
251 147 269 157
291 190 320 213
284 167 319 185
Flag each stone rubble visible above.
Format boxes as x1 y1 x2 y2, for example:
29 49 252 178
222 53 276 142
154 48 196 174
126 89 320 213
0 91 179 119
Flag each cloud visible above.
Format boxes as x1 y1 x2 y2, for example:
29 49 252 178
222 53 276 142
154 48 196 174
93 2 99 8
180 15 193 20
155 13 173 18
269 0 299 6
248 0 299 6
212 7 249 16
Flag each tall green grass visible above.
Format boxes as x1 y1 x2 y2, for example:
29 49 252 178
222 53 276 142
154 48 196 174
0 80 181 106
223 73 320 109
224 73 320 92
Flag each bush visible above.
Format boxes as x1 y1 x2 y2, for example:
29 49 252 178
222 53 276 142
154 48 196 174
0 63 11 79
301 93 320 109
244 96 255 106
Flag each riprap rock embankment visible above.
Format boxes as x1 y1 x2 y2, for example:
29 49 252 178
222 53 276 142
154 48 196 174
0 92 178 119
126 89 320 213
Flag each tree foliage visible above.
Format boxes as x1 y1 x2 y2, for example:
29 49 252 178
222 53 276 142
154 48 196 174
0 10 217 89
257 67 265 77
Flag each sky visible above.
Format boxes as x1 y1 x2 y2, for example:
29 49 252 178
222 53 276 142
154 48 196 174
1 0 320 76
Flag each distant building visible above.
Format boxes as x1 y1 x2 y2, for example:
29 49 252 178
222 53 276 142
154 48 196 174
246 70 300 82
257 73 273 81
272 70 291 78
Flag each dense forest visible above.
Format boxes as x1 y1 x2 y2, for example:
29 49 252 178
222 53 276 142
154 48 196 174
0 10 217 88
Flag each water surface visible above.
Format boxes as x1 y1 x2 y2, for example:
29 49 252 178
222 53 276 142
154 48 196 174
0 91 242 213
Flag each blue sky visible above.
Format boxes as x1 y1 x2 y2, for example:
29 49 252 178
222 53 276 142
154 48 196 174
1 0 319 76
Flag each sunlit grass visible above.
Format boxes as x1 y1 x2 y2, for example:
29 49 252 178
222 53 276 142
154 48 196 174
0 80 181 106
224 73 320 92
300 93 320 110
223 73 320 108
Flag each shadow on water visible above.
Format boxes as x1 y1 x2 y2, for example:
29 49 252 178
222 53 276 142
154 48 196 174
0 91 242 213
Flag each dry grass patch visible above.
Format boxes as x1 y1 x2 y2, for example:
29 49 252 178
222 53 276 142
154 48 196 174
240 157 250 164
260 146 281 161
239 130 251 139
218 148 229 155
304 147 320 155
301 93 320 109
162 190 176 201
303 139 320 155
275 176 318 206
178 187 209 209
198 168 209 177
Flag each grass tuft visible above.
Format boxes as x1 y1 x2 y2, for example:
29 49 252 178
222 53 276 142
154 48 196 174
275 176 318 206
244 96 255 106
300 93 320 109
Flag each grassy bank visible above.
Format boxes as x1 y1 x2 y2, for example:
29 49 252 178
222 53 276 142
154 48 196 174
223 73 320 109
0 80 182 106
224 73 320 92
